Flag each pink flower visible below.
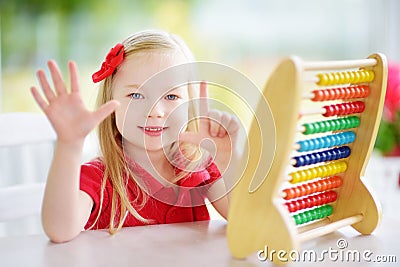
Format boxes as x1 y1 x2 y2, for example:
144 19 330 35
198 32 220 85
384 62 400 121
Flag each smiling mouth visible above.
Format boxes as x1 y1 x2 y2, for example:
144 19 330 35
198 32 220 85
139 126 167 136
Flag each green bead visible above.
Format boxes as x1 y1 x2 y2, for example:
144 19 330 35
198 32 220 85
326 205 333 216
293 215 301 225
329 119 340 131
306 211 313 222
304 123 314 134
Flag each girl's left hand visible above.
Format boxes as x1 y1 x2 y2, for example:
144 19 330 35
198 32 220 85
178 82 240 174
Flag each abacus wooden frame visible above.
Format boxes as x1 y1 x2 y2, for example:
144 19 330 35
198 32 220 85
226 53 387 264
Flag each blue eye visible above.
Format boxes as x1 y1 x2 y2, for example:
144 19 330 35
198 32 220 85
130 93 143 99
165 94 178 100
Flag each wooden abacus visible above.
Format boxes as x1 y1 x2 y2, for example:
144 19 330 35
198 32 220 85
227 53 387 264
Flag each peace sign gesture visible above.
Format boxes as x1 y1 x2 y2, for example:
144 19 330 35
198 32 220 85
179 82 240 174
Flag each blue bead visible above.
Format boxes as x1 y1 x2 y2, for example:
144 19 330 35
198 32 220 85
314 153 321 163
297 141 306 152
309 154 317 164
294 156 303 167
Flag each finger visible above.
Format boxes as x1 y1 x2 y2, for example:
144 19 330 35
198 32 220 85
68 61 80 93
226 115 240 135
217 112 230 137
37 69 56 102
30 86 49 112
48 60 68 95
199 81 209 117
93 100 120 123
208 110 222 137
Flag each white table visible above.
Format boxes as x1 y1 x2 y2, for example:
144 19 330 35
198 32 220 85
1 217 399 267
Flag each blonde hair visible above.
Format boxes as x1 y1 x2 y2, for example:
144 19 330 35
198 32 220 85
92 30 209 234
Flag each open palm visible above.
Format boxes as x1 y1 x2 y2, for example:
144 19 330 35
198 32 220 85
31 60 119 144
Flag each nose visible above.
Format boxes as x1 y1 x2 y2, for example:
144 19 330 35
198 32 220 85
147 101 165 118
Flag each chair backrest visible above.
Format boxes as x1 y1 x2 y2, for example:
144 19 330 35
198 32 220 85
0 112 56 237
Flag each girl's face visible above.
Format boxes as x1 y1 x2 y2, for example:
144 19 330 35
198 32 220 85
112 50 190 154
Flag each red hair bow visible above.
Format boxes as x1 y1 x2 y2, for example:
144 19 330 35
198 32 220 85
92 43 125 83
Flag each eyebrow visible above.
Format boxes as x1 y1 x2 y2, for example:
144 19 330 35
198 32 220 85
124 84 141 90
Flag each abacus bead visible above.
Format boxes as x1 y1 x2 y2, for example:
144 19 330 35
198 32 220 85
310 182 318 193
304 123 314 134
335 177 343 187
353 71 361 83
359 70 366 82
313 90 324 101
327 73 335 85
331 191 338 201
286 202 294 212
338 72 346 84
369 70 375 81
283 189 293 200
293 187 301 198
348 71 355 83
317 73 329 86
294 215 301 225
363 85 371 97
343 72 351 83
326 205 333 215
291 172 301 183
300 212 308 223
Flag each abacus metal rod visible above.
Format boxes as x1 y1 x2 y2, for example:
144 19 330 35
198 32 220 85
303 59 377 71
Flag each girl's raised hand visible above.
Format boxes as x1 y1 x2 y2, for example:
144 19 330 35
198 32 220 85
179 82 240 173
31 60 119 144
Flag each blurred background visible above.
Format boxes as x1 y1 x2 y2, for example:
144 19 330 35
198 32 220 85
0 0 400 236
1 0 399 112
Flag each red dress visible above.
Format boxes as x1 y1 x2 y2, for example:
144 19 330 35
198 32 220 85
80 159 222 230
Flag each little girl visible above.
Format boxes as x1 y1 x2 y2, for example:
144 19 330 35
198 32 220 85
31 30 239 243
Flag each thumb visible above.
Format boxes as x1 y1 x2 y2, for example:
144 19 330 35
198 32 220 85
93 100 120 123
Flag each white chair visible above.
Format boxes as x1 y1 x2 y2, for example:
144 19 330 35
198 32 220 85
0 112 56 237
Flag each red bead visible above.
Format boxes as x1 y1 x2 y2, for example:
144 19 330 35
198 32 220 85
286 202 296 212
283 188 293 200
330 191 338 202
334 176 343 187
298 185 305 196
310 182 318 194
312 90 323 101
336 88 344 99
354 86 362 98
363 86 371 97
349 86 357 98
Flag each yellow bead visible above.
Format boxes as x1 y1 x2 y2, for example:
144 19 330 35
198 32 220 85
310 168 319 178
338 72 346 84
316 166 324 177
290 172 300 183
344 72 351 83
326 163 334 175
364 70 370 82
333 73 340 84
340 162 348 172
368 70 375 82
304 169 313 180
348 71 355 83
359 70 366 82
327 73 335 85
353 71 361 83
317 73 328 86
